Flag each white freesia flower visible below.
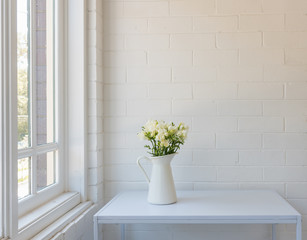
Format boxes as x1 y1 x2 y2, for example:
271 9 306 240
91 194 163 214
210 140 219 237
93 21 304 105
138 120 188 157
144 120 157 133
156 121 167 130
137 131 147 140
156 129 166 141
168 124 177 134
179 122 188 130
161 139 169 147
180 130 188 140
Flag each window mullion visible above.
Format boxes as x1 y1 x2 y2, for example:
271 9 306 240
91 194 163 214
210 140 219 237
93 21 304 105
0 0 3 236
29 0 37 196
18 143 59 160
17 148 34 159
54 0 64 194
3 0 19 238
0 0 3 235
36 142 58 154
31 155 37 196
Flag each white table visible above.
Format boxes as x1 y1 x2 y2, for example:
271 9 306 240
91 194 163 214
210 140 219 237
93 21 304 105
93 190 301 240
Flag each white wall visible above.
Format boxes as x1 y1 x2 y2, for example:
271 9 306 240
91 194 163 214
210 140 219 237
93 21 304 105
102 0 307 239
87 0 104 204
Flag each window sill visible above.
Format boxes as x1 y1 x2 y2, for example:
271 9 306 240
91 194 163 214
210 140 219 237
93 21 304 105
32 201 93 240
17 192 89 240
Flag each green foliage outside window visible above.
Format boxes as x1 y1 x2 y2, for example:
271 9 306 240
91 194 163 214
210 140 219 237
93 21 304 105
17 34 30 145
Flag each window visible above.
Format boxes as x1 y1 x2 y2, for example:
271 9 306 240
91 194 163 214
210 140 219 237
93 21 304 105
1 0 89 238
17 0 64 218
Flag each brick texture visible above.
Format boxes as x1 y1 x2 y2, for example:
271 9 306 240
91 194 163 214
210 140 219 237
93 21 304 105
99 0 307 239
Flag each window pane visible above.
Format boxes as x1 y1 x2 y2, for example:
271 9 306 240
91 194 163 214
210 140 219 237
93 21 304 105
37 151 55 191
18 157 31 199
36 0 54 145
17 0 30 149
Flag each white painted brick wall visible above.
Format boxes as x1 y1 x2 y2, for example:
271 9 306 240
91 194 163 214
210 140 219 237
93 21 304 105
126 34 169 50
194 49 238 66
170 0 215 16
101 0 307 239
238 117 284 132
286 83 307 100
218 100 262 116
262 0 307 13
173 100 216 116
173 66 217 82
149 51 193 66
216 133 262 149
194 16 238 32
286 49 307 65
124 2 169 17
171 34 215 50
192 117 237 132
87 0 103 201
239 14 284 31
217 32 262 49
148 84 192 99
217 0 262 14
127 67 171 83
238 83 284 99
218 65 263 82
264 65 307 82
286 14 307 31
239 49 284 65
264 32 307 48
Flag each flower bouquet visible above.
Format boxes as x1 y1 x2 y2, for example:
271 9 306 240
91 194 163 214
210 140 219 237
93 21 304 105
137 120 188 156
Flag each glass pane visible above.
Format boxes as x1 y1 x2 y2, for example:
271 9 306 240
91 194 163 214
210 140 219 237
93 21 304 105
36 0 54 145
18 157 31 199
37 151 55 191
17 0 30 149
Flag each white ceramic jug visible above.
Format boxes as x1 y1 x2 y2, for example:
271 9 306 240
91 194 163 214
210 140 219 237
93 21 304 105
137 153 177 205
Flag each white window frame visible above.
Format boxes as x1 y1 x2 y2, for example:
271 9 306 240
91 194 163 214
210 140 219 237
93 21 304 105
1 0 18 238
0 1 3 237
17 0 65 217
66 0 87 201
1 0 89 239
0 1 4 237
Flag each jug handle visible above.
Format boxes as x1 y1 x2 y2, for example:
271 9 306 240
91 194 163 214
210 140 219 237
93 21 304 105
137 156 150 183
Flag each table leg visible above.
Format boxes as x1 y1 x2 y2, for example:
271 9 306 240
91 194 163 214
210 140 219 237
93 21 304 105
94 217 98 240
272 224 276 240
297 216 302 240
121 224 126 240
